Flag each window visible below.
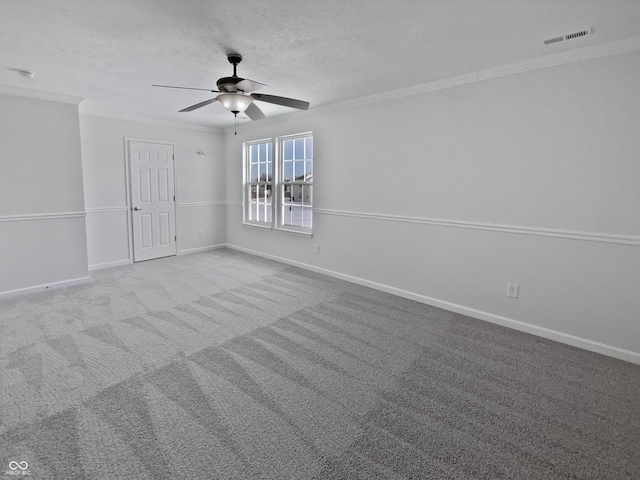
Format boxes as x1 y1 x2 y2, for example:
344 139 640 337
278 133 313 231
244 139 272 225
243 132 313 233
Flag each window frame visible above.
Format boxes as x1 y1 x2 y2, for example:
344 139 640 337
274 132 313 235
242 131 313 236
242 138 273 227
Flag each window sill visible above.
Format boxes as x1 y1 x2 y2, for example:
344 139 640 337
242 222 273 230
242 222 313 238
274 226 313 238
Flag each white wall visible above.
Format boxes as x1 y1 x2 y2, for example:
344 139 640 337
224 50 640 363
80 115 226 269
0 93 89 295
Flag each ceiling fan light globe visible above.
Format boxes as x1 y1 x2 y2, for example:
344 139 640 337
217 93 253 113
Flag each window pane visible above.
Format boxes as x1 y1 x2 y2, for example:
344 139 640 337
249 202 257 221
292 185 303 204
261 199 272 223
294 161 304 180
290 206 303 227
283 161 293 182
281 205 299 227
282 203 292 226
301 207 312 228
258 201 265 222
251 144 258 161
302 185 312 206
305 161 313 182
284 140 293 160
259 143 266 161
267 162 272 180
267 145 272 162
295 138 304 159
250 164 259 182
305 137 313 159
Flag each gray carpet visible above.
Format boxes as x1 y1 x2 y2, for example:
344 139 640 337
1 248 638 479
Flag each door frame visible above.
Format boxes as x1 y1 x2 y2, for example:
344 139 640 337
124 137 179 264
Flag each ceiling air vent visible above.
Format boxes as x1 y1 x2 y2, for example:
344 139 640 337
544 27 592 45
544 36 564 45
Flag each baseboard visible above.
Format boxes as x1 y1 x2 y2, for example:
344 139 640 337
0 276 92 300
225 244 640 365
89 246 227 269
179 244 227 255
88 259 131 271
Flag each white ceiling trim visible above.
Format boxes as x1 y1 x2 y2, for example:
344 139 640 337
478 33 640 81
226 34 640 136
0 85 84 105
80 110 223 133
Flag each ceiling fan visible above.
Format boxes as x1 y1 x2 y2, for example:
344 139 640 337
153 53 310 121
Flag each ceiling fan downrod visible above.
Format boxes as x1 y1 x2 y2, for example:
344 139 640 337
228 53 242 77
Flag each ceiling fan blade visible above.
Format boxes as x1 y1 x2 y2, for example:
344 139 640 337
235 78 267 93
244 103 266 121
153 84 219 92
251 93 309 110
179 97 218 112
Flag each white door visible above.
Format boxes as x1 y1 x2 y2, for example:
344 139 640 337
129 141 177 262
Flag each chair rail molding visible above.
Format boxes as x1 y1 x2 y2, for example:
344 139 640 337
0 212 86 222
314 208 640 246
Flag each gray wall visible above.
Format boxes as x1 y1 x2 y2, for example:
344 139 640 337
1 48 638 364
80 115 226 269
0 94 89 295
224 50 640 363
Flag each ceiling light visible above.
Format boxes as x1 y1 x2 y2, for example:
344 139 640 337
18 70 35 79
217 93 253 114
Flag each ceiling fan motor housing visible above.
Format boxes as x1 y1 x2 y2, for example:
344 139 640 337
216 76 242 92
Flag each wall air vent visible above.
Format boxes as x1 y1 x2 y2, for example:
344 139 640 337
544 27 592 46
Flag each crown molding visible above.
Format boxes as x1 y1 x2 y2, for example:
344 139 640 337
79 109 224 133
0 85 84 105
478 34 640 81
226 34 640 135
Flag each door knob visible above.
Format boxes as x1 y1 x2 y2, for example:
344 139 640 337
133 206 143 211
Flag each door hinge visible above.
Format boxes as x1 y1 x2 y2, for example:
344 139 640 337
175 236 177 241
173 195 175 201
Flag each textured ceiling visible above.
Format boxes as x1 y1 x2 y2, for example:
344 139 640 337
1 0 640 128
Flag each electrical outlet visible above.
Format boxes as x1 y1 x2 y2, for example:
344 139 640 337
507 283 519 298
199 230 204 238
314 244 320 254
